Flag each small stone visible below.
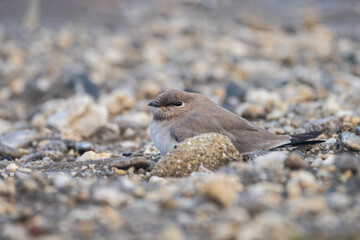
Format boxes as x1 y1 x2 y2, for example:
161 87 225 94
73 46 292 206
289 170 318 192
284 152 308 170
253 151 287 170
151 133 242 177
245 88 282 109
22 179 38 192
236 103 266 120
286 180 302 199
237 212 296 240
75 142 94 155
0 129 42 149
144 144 160 154
115 112 152 129
42 140 68 153
6 163 18 172
327 193 351 211
138 81 162 99
0 119 13 135
100 89 135 115
21 151 63 162
17 168 31 173
47 95 108 138
149 176 167 184
200 174 242 208
311 158 323 168
133 187 146 198
56 30 73 48
49 174 72 188
77 151 102 161
287 196 327 217
340 131 360 151
355 126 360 136
123 127 136 138
100 206 124 230
92 186 129 207
156 225 185 240
322 154 335 167
303 117 338 134
334 154 359 174
1 223 28 240
0 143 23 159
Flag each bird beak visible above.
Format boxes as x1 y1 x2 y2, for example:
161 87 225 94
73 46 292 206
148 100 159 107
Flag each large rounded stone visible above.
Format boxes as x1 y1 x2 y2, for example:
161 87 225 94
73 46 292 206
151 133 243 177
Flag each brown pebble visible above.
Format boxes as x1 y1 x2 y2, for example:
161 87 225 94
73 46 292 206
284 153 308 170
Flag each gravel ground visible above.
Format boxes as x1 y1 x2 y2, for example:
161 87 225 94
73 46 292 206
1 1 360 240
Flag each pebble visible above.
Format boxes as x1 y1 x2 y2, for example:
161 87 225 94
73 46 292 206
92 186 130 207
303 117 338 134
200 174 242 208
149 176 167 184
236 103 266 120
56 30 74 48
334 154 359 174
289 170 318 192
6 163 18 172
77 151 103 161
238 212 296 240
137 81 163 99
355 126 360 136
1 224 28 240
340 131 360 151
284 152 308 170
75 142 94 155
155 225 185 240
0 143 23 159
115 112 152 129
100 89 135 115
253 151 287 170
151 133 243 177
21 151 64 162
0 119 13 135
143 143 160 154
311 158 323 168
21 179 38 192
47 95 109 138
0 129 41 149
287 196 327 217
49 174 72 188
41 140 68 154
322 154 335 167
327 193 351 211
245 88 282 109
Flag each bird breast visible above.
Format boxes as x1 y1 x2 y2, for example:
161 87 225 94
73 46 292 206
150 120 178 155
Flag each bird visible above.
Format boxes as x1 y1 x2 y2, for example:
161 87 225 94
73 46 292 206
148 89 324 155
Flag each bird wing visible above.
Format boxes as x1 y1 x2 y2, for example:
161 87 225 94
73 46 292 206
170 104 290 154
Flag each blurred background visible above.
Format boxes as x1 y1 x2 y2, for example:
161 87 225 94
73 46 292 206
1 0 360 151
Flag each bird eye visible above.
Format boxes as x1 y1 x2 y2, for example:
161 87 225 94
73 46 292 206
173 101 183 107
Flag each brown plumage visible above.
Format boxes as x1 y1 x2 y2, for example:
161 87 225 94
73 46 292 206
148 89 324 155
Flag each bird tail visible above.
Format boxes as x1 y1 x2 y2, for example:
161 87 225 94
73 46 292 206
281 131 325 147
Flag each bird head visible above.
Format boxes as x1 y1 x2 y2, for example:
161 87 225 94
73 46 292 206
148 89 202 121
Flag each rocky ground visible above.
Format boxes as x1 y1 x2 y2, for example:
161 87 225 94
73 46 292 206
1 2 360 240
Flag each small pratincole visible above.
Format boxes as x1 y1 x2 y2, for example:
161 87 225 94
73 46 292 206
148 89 324 155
